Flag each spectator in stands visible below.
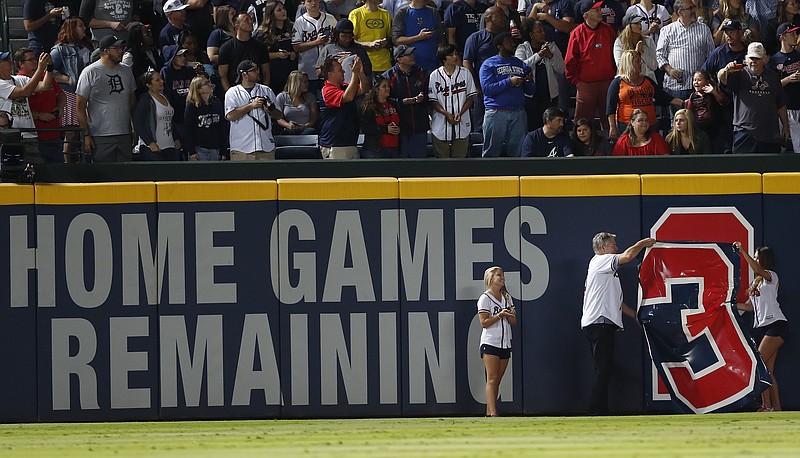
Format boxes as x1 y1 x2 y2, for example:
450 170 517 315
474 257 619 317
574 0 625 31
487 0 521 34
293 0 338 94
317 19 373 80
76 35 136 162
327 0 358 22
710 0 759 46
656 0 715 118
718 42 789 154
480 32 535 157
464 7 504 132
381 0 409 19
349 0 393 73
607 50 682 142
515 18 563 132
16 48 65 163
184 75 228 160
764 0 799 56
684 69 727 152
0 50 54 164
611 108 670 155
207 5 236 66
444 0 488 55
254 1 298 95
665 108 712 154
79 0 133 42
428 44 476 158
133 71 181 160
359 74 401 158
160 48 197 151
319 56 367 158
571 117 612 155
565 0 617 133
392 0 443 73
224 60 283 159
527 0 577 119
625 0 671 44
769 23 800 154
160 0 190 50
180 0 214 52
218 12 271 92
23 0 68 56
178 31 214 76
51 17 91 162
122 23 164 98
382 45 429 157
275 70 318 134
614 14 657 81
520 107 573 157
701 19 744 153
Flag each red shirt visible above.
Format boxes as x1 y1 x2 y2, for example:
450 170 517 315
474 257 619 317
22 73 63 141
376 100 399 148
564 22 617 84
612 132 670 156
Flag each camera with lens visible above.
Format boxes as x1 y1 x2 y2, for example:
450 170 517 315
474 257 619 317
250 96 276 111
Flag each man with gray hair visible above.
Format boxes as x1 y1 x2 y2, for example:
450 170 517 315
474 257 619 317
581 232 655 415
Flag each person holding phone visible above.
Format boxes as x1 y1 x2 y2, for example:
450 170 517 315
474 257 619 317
359 74 400 158
477 266 516 417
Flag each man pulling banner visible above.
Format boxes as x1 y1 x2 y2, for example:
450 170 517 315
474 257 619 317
638 242 771 413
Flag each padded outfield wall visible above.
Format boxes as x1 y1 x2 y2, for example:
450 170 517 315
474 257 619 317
0 173 798 421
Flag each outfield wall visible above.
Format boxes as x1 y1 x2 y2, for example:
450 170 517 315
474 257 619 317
1 173 798 421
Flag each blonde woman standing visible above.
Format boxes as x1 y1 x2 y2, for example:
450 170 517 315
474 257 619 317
477 266 516 417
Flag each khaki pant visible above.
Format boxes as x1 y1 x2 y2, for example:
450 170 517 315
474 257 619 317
231 150 276 160
432 137 469 158
321 145 358 159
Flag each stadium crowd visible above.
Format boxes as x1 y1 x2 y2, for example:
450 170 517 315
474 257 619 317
3 0 796 162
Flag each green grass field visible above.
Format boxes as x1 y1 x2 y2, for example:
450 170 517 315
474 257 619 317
0 412 798 457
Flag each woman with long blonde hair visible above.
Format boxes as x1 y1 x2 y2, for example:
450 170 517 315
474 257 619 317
665 109 712 154
183 75 227 161
275 70 318 134
614 15 657 80
477 266 516 417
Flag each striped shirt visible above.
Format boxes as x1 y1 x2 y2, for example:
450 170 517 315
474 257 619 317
656 19 715 91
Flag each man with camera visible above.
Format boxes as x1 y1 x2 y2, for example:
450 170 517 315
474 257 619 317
224 60 284 160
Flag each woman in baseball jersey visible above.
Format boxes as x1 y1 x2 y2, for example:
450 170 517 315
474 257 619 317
734 242 791 412
477 266 516 417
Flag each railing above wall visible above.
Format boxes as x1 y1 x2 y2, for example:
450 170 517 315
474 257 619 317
33 155 800 183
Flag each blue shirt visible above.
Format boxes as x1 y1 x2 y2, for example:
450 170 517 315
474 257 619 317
701 44 746 81
463 29 497 83
479 54 535 110
444 1 488 54
392 6 441 72
769 50 800 110
520 128 573 157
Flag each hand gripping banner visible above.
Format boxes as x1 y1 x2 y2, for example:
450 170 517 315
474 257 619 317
638 242 771 413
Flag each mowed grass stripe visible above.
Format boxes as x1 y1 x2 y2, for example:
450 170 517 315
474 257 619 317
0 413 798 457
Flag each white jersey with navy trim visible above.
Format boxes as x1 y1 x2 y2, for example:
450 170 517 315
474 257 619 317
428 65 476 141
225 83 277 153
477 290 514 349
292 12 338 80
581 253 624 329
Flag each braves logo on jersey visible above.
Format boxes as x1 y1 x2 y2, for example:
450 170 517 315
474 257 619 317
639 241 771 413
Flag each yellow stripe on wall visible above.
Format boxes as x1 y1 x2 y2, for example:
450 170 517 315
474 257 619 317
641 173 762 196
35 183 157 204
399 177 519 199
520 175 640 197
157 181 277 202
0 184 34 205
763 173 800 194
278 178 398 200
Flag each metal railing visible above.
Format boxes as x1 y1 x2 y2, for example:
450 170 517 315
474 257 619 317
0 0 9 52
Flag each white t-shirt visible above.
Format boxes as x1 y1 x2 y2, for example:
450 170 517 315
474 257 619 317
0 76 37 139
751 270 787 328
581 253 624 329
477 290 514 349
292 12 338 80
428 65 476 141
225 84 277 153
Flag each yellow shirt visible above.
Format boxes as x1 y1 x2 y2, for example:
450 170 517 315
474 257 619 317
349 6 392 72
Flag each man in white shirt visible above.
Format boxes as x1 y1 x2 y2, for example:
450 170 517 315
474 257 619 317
293 0 338 94
224 60 284 160
581 232 655 415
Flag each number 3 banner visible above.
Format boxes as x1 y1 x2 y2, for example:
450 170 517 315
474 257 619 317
638 242 772 414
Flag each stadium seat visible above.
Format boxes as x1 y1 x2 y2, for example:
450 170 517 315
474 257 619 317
275 134 318 147
275 145 321 159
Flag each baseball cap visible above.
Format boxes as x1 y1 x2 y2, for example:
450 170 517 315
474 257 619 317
98 35 126 51
721 20 743 31
745 42 767 60
393 45 415 60
579 0 604 16
777 22 800 38
0 51 10 61
163 0 189 14
235 60 258 83
622 14 642 27
335 19 354 33
175 48 189 56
